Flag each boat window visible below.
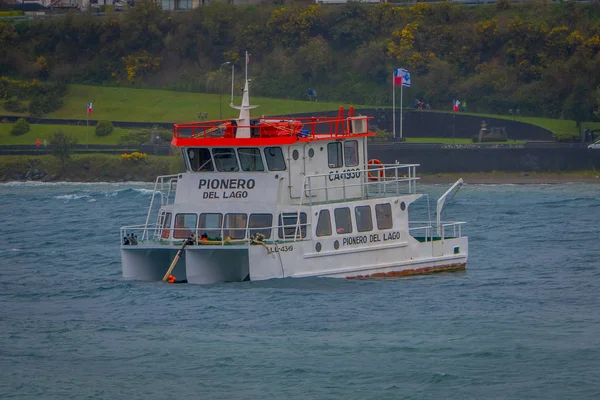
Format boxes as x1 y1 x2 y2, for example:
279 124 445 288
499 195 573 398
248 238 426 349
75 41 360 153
238 148 264 171
316 209 332 237
224 213 247 240
161 212 172 239
188 148 214 172
264 147 286 171
344 140 359 167
249 213 273 239
355 205 373 232
334 207 353 234
199 213 223 240
328 142 343 168
174 213 197 239
278 212 307 239
375 203 393 230
213 148 239 172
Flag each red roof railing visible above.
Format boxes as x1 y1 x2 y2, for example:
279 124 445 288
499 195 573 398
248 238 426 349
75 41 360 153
171 107 375 147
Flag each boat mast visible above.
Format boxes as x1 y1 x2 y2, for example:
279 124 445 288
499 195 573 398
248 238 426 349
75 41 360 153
229 50 257 138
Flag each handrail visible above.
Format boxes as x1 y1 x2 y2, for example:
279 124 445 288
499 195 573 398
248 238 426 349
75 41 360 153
122 221 312 247
302 163 420 205
173 115 373 141
141 174 179 241
409 221 466 242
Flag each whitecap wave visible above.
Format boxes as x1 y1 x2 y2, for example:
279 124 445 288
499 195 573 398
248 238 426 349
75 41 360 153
54 194 92 201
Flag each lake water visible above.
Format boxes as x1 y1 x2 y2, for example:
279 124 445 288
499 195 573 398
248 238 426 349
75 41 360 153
1 182 599 399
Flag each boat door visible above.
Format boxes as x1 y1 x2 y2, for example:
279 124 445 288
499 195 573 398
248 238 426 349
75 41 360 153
288 145 305 199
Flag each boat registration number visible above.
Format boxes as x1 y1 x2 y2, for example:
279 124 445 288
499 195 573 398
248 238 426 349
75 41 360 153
268 245 294 253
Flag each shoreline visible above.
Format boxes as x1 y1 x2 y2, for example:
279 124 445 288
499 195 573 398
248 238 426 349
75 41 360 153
420 172 600 184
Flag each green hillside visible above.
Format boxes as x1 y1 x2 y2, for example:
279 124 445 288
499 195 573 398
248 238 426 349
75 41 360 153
48 85 349 123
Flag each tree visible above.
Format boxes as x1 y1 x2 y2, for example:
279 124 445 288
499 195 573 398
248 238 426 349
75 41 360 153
95 120 114 137
10 118 30 136
50 131 77 170
562 83 595 141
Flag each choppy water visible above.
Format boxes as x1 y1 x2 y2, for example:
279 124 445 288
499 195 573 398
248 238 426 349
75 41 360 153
1 182 599 399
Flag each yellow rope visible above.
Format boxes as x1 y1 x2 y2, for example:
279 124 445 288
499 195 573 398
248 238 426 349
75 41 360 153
250 233 272 254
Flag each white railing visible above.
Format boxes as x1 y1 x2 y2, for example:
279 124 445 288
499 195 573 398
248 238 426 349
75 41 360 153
408 221 466 243
141 174 179 241
121 222 312 248
302 163 420 205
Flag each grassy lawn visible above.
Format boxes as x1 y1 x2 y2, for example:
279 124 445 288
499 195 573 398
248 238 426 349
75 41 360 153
447 111 600 136
40 85 350 123
1 84 597 137
0 123 131 145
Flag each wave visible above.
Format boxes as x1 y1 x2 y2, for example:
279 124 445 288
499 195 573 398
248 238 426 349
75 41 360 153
0 180 152 187
48 186 154 202
54 194 94 201
534 197 599 207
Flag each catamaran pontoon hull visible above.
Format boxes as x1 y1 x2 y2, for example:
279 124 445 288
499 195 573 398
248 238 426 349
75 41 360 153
121 235 467 284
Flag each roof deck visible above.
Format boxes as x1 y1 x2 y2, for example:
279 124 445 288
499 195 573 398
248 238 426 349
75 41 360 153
171 106 374 147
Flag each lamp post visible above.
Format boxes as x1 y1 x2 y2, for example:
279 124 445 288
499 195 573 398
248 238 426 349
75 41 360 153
219 62 231 120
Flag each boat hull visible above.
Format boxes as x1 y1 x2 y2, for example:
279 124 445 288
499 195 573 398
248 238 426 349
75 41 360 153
121 246 187 281
185 248 249 284
121 236 467 284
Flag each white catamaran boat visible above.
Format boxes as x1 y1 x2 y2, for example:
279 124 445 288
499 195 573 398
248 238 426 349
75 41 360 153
120 74 468 284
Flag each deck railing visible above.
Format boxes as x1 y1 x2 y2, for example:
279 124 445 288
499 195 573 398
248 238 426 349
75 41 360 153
408 221 466 242
173 115 372 141
302 163 420 205
122 222 311 248
141 174 179 241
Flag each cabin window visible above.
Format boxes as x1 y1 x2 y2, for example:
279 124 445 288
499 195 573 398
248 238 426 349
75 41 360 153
264 147 286 171
316 209 332 237
355 205 373 232
375 203 393 230
344 140 359 167
161 212 172 239
249 213 273 239
174 213 197 239
334 207 353 234
224 213 247 240
238 148 264 171
213 148 239 172
327 142 343 168
188 148 214 172
199 213 222 240
278 212 307 239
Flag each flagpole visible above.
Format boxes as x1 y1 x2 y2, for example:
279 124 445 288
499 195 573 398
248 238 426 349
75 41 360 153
400 84 403 139
392 73 396 139
245 50 248 82
231 65 235 104
86 107 89 150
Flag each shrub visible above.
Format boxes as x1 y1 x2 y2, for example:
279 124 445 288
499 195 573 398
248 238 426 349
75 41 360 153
28 93 64 117
10 118 30 136
120 152 148 163
4 99 27 113
373 128 392 141
119 127 172 145
553 131 579 143
119 130 150 145
95 120 114 137
50 131 78 169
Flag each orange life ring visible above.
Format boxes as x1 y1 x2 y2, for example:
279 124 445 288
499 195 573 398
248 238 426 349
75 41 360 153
367 159 384 181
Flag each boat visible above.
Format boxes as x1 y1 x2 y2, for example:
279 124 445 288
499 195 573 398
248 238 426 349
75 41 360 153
120 74 468 284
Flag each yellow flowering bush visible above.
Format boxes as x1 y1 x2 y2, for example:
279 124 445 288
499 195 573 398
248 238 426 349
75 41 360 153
120 152 148 163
